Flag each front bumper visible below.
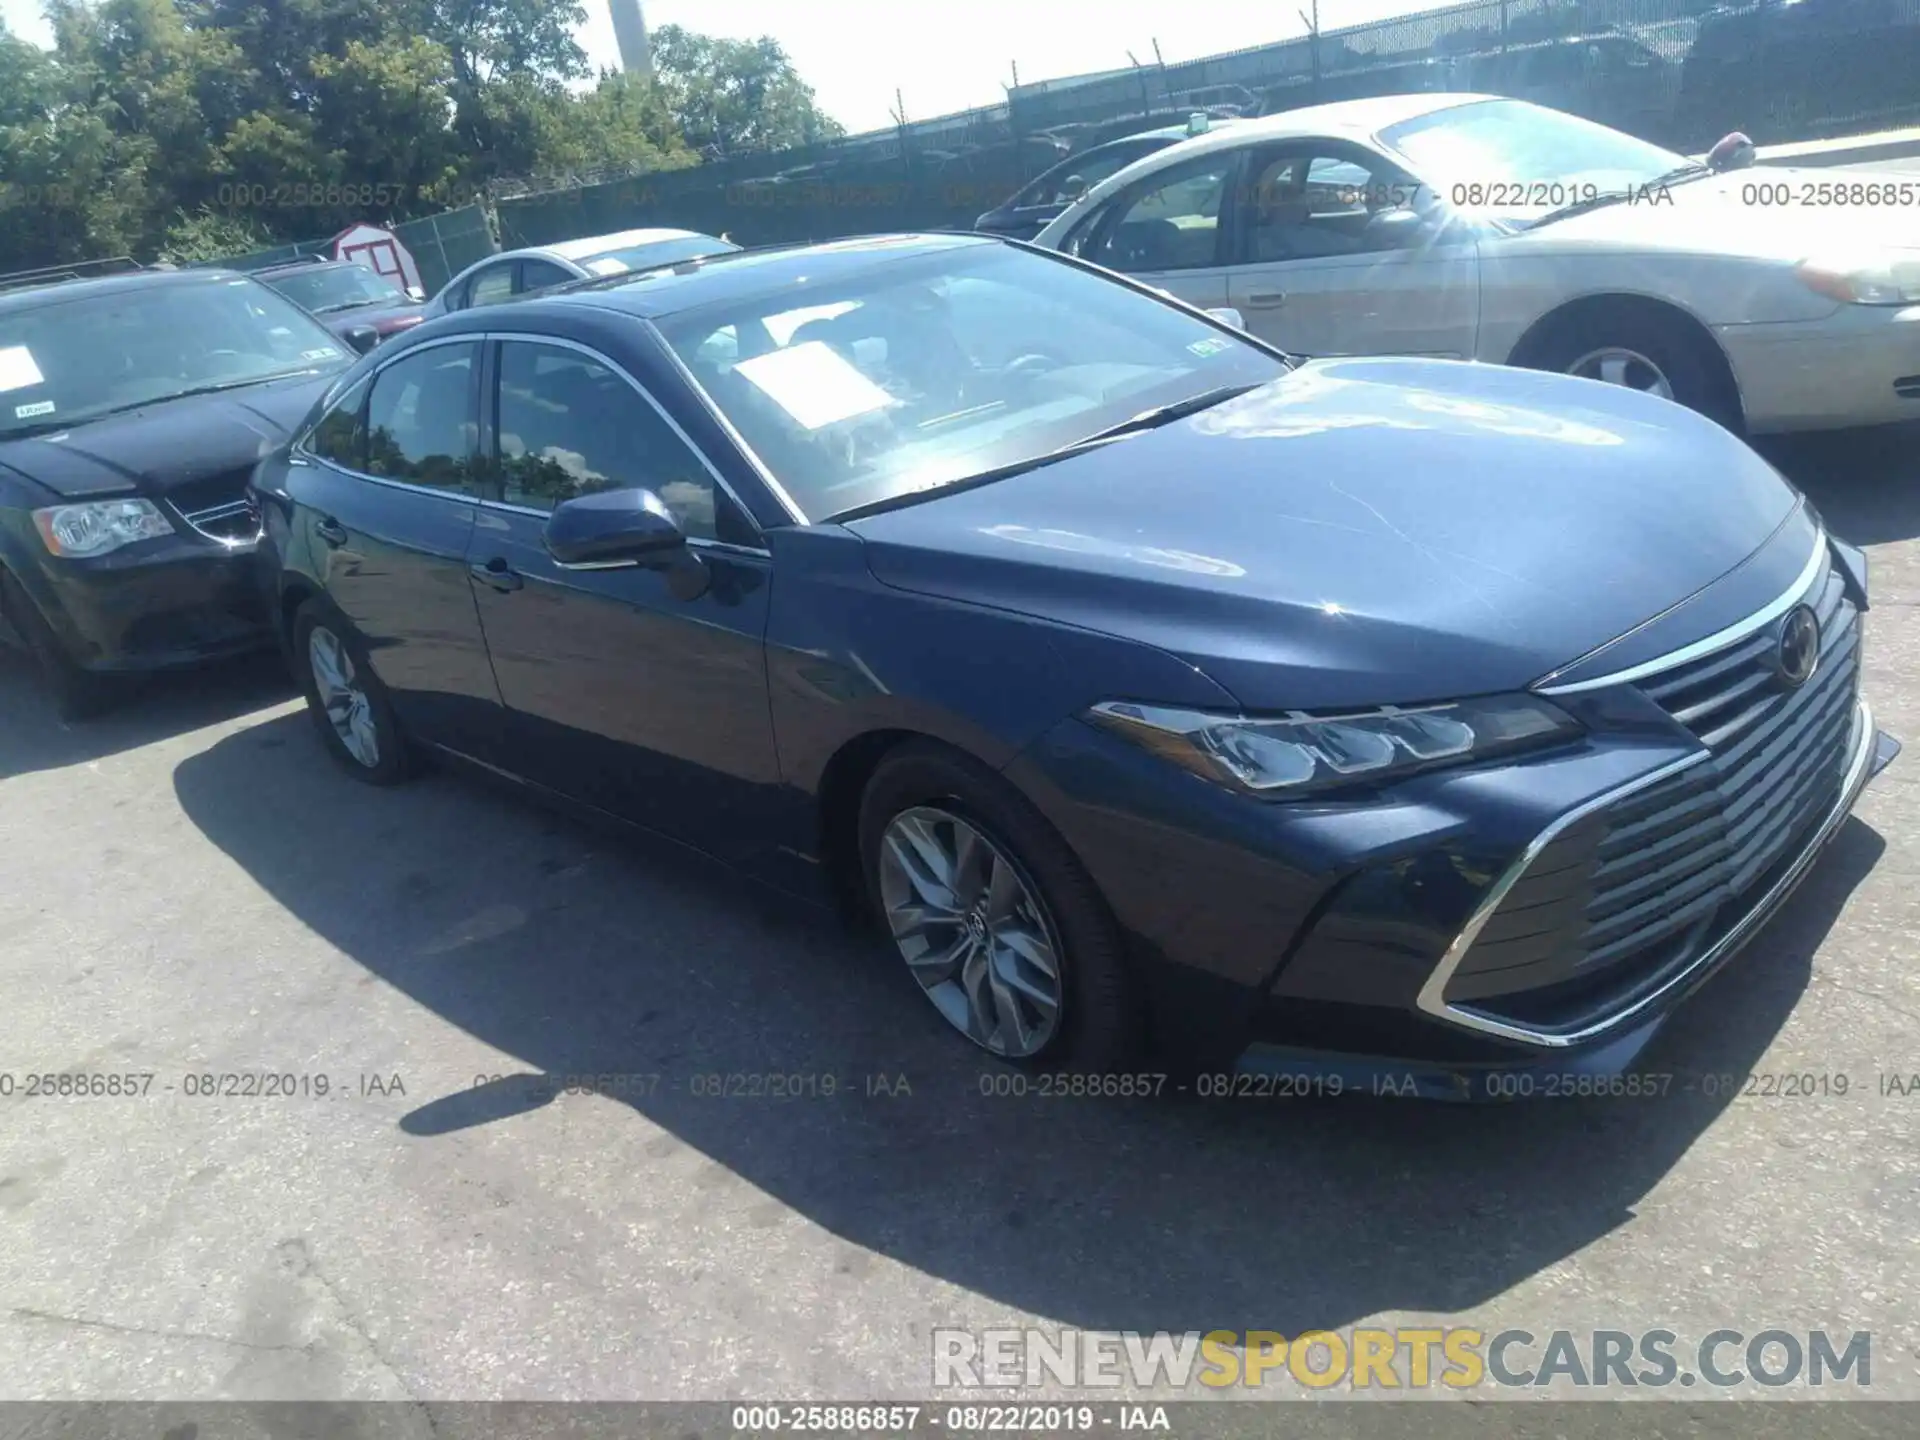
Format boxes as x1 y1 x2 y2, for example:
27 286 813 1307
1003 538 1894 1094
1236 702 1896 1101
22 530 273 673
1717 301 1920 434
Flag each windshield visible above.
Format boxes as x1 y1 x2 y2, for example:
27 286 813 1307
0 277 350 437
1379 98 1691 220
260 263 406 313
576 236 743 278
656 244 1286 521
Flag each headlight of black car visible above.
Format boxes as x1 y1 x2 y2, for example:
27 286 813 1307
1086 694 1583 798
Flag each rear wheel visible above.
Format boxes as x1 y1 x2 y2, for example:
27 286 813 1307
0 569 119 720
858 741 1141 1071
292 599 414 785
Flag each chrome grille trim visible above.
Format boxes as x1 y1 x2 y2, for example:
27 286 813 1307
178 497 262 547
1536 527 1828 696
1418 695 1876 1048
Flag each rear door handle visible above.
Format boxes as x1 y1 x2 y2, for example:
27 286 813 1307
314 517 348 547
470 557 523 593
1244 291 1288 309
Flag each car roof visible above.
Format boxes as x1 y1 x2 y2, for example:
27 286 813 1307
0 266 253 314
528 233 1001 321
255 257 354 275
540 227 710 262
1163 91 1499 153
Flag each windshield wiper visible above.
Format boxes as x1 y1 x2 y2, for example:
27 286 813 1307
317 297 388 314
0 418 73 442
1527 161 1715 229
826 383 1263 523
1072 383 1265 447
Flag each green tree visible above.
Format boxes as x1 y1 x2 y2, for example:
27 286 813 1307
650 24 844 160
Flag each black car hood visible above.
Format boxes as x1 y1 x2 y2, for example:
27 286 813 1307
0 371 338 501
850 357 1803 711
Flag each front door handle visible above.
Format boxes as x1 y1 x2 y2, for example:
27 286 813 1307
1244 291 1288 309
314 517 348 547
470 557 523 593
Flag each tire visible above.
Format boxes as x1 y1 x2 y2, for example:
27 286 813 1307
0 569 120 720
1526 309 1742 433
858 740 1141 1072
291 598 415 786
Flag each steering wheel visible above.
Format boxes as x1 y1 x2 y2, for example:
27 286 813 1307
1004 351 1067 381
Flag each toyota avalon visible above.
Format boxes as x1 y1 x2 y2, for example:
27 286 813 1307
250 233 1897 1097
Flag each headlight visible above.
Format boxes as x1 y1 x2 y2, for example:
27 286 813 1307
1086 694 1582 799
1795 249 1920 306
32 498 176 557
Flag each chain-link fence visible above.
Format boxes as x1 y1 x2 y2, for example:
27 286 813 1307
197 204 497 295
492 0 1920 254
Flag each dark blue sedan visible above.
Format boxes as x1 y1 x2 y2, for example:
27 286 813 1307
250 232 1897 1098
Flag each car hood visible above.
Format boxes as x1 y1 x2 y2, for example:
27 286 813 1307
849 357 1801 711
1509 166 1920 258
0 370 339 501
317 299 427 335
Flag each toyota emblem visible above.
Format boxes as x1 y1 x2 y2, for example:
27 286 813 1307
1775 605 1820 690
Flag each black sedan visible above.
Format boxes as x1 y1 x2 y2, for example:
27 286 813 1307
0 268 355 715
250 233 1896 1096
253 257 428 350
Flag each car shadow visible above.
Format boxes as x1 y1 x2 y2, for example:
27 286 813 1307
1757 420 1920 547
172 711 1883 1336
0 648 294 781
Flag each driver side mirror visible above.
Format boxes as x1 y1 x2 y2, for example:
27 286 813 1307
545 487 687 567
1204 307 1247 330
1706 131 1756 172
1363 207 1435 248
344 324 380 355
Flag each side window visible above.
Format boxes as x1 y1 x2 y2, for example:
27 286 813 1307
365 343 481 492
1025 143 1152 209
493 340 750 545
469 264 516 309
517 259 573 295
1080 155 1234 274
1245 150 1427 262
306 375 370 469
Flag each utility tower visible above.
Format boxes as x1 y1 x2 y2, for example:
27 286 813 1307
610 0 651 73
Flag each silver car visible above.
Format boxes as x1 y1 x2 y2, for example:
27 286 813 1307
1033 93 1920 434
424 227 740 317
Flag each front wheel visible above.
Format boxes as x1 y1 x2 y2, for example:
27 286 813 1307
858 742 1141 1071
292 599 414 785
1527 311 1742 432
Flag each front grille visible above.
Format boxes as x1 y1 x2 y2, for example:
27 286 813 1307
1447 553 1860 1028
166 469 262 546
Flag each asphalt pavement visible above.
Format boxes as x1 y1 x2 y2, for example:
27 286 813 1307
2 423 1919 1404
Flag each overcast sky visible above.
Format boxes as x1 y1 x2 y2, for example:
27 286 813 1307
1 0 1457 135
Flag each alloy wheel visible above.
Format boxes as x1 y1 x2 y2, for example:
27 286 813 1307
876 805 1064 1058
1565 346 1675 400
307 624 381 768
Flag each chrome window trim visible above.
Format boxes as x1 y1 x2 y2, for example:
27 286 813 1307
1418 695 1876 1048
643 318 810 525
1534 525 1828 696
290 333 482 485
289 331 776 556
487 331 776 545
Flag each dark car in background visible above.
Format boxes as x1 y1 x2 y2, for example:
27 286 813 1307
1679 0 1920 142
0 264 354 715
975 118 1237 240
250 233 1892 1096
255 257 429 351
